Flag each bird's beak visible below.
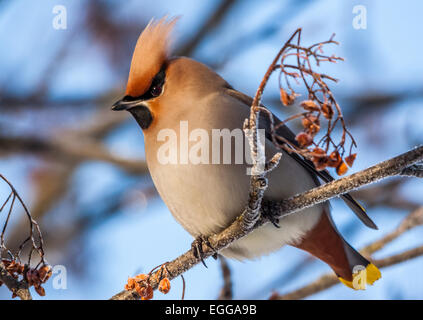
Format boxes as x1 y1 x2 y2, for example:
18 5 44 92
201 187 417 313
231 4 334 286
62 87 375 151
111 98 153 130
111 98 145 111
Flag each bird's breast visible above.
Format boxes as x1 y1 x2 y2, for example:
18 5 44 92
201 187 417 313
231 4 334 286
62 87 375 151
142 92 323 259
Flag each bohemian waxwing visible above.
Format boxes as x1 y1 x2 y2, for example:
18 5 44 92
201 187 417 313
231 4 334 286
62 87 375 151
112 17 381 289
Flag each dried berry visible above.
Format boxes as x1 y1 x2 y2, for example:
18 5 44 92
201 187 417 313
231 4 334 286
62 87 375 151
322 103 333 119
35 285 45 296
30 269 40 285
306 124 320 135
135 274 148 281
313 157 328 171
300 100 320 112
125 278 136 291
302 115 319 129
302 117 311 129
336 161 348 175
38 265 52 282
327 151 342 168
311 148 328 171
280 89 295 106
140 284 154 300
134 282 144 296
295 132 313 147
26 269 33 286
158 278 171 294
345 153 357 167
312 147 326 156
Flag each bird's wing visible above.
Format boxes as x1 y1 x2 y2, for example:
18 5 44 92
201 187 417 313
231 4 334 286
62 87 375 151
226 88 378 230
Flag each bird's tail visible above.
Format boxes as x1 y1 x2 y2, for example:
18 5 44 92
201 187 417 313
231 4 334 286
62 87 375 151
293 210 381 290
337 240 381 289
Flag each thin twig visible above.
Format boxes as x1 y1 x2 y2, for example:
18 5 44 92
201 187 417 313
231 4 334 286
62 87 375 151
217 256 233 300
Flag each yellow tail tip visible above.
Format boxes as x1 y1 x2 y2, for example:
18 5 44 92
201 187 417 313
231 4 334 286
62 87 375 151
338 263 381 290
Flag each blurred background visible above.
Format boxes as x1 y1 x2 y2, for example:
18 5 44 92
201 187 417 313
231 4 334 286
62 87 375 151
0 0 422 300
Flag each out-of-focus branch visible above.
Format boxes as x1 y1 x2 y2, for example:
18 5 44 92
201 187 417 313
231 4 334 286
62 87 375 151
271 245 423 300
0 108 140 258
345 89 423 123
176 0 238 57
270 206 423 300
0 135 147 175
361 207 423 256
351 179 420 211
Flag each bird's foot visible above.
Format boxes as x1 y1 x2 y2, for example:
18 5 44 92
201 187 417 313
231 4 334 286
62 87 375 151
261 201 280 228
191 235 218 268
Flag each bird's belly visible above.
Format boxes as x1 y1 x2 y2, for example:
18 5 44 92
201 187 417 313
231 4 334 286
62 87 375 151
147 147 323 260
150 161 250 237
145 93 323 260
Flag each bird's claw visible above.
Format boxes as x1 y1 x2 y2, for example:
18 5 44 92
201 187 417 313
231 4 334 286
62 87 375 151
261 202 280 228
191 235 217 268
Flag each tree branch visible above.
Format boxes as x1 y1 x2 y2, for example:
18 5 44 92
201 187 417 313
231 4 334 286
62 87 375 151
271 245 423 300
0 135 148 175
217 256 233 300
176 0 238 57
274 146 423 219
110 146 423 300
270 206 423 299
0 262 32 300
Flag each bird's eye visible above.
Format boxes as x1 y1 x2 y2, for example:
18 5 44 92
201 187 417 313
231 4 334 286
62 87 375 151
150 85 162 97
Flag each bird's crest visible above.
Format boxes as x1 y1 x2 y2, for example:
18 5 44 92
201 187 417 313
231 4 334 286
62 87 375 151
125 17 178 97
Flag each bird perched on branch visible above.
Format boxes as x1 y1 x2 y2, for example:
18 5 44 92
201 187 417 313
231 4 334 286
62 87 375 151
112 17 381 290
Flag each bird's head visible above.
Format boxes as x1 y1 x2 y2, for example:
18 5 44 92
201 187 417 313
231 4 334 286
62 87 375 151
112 17 178 130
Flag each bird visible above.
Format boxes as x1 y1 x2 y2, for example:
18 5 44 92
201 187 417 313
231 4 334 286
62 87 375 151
112 17 381 290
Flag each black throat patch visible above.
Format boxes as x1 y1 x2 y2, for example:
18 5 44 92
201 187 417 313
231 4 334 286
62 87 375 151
129 106 153 130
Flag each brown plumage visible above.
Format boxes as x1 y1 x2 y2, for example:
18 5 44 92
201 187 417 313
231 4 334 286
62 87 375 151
125 17 177 97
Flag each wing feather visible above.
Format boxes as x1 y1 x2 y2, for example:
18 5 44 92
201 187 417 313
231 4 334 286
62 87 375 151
226 88 377 229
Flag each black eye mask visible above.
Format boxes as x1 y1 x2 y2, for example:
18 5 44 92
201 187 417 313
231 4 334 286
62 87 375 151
112 66 167 130
122 66 166 102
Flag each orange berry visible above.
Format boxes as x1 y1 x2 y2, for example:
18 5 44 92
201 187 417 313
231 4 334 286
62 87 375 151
135 274 148 281
38 265 52 282
300 100 320 112
306 124 320 135
158 278 171 294
345 153 357 167
322 103 333 119
280 89 295 106
125 278 136 290
336 161 348 175
141 285 154 300
312 147 326 156
311 148 328 171
295 132 313 147
328 151 342 168
302 115 319 129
